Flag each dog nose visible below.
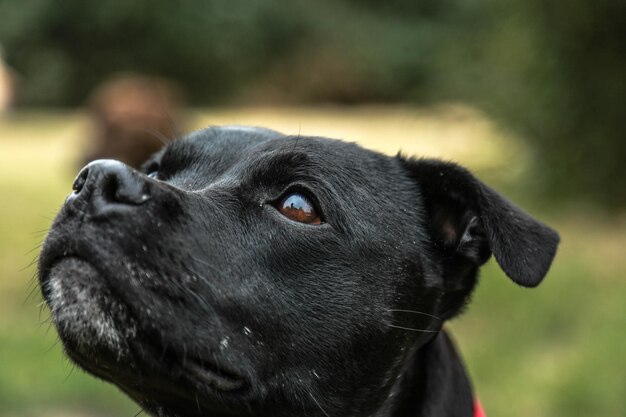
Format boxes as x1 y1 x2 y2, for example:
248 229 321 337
70 160 151 214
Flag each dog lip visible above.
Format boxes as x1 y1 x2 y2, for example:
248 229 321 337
63 343 121 381
134 329 250 395
39 236 84 289
185 359 247 391
43 252 83 274
39 251 88 303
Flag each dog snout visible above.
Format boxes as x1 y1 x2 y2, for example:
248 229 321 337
69 159 151 215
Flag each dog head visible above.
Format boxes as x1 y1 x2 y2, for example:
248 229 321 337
39 127 558 416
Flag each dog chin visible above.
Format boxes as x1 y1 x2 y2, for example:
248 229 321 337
45 257 136 359
44 257 249 401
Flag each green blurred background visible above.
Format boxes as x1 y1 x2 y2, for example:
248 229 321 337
0 1 624 416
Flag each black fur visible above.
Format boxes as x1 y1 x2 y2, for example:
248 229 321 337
38 126 559 417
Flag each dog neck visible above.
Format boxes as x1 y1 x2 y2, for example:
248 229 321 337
374 330 474 417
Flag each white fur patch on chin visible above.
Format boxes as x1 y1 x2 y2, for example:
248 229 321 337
46 258 136 358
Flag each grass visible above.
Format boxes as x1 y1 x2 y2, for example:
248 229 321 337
0 107 623 416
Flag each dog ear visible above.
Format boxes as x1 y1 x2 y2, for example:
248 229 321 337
400 157 559 287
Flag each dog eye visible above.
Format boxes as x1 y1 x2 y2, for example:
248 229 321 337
146 163 160 179
276 192 322 225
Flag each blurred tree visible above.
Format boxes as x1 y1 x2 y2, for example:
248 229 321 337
0 0 310 105
0 0 623 206
432 0 626 207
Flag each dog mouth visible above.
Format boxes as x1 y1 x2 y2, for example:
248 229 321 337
41 255 247 396
186 359 246 391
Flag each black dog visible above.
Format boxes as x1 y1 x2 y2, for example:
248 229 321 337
38 126 559 417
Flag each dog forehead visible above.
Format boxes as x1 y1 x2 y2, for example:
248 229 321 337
176 127 400 181
183 127 376 159
180 126 285 156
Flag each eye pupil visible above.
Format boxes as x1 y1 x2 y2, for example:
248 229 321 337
277 193 322 225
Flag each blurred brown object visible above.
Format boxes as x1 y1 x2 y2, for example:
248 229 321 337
0 45 17 114
83 74 185 169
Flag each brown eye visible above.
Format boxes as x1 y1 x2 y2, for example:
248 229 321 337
277 192 322 225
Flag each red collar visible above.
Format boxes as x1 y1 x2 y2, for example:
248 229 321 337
474 399 486 417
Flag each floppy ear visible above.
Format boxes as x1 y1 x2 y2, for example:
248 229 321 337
401 157 559 287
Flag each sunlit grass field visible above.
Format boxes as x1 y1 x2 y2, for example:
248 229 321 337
0 107 624 416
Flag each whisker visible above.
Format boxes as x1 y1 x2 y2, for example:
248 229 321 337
187 254 231 282
63 362 77 382
388 309 441 321
386 323 439 333
308 390 330 417
20 254 41 272
44 337 61 354
151 85 185 142
24 281 42 305
24 242 44 255
139 127 172 147
183 285 215 312
292 124 301 152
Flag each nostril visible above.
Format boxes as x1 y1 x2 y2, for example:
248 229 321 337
72 167 89 193
98 166 150 206
101 174 119 204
